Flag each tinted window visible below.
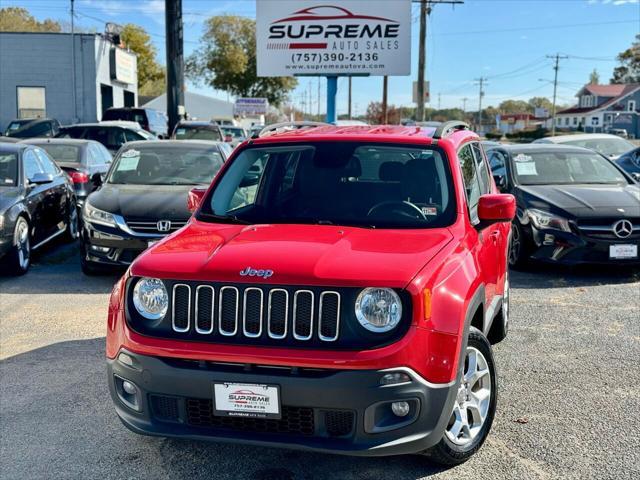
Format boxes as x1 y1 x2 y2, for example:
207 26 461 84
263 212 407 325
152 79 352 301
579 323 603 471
458 144 482 211
174 125 223 141
88 144 103 165
35 149 59 175
23 150 44 179
124 129 143 142
472 143 491 194
206 143 455 229
9 121 51 138
38 144 81 164
487 150 506 171
511 151 627 185
108 145 225 185
86 127 125 149
562 137 635 157
56 127 86 139
0 153 18 186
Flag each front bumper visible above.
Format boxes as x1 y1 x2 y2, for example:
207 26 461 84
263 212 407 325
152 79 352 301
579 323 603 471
529 226 640 265
81 220 160 268
108 349 457 456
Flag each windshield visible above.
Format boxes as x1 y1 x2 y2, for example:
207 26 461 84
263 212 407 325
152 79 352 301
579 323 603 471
511 151 627 185
134 129 156 140
561 137 635 157
222 127 247 139
203 143 455 229
37 144 81 164
0 153 18 186
6 120 31 133
174 126 222 141
107 145 224 185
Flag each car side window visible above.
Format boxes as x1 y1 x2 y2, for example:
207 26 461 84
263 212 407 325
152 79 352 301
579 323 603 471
35 149 59 175
23 150 44 180
458 144 482 219
100 145 113 163
471 143 491 194
487 150 506 171
124 129 142 143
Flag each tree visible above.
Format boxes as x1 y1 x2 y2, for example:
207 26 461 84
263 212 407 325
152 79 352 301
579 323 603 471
498 100 531 114
611 34 640 84
121 24 165 96
0 7 61 32
186 15 297 106
589 69 599 85
528 96 553 112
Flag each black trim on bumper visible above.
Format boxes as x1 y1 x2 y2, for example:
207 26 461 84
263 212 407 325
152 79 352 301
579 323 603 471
107 350 457 456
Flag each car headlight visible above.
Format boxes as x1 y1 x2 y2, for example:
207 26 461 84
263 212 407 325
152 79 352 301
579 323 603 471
83 202 117 227
133 278 168 320
527 208 571 232
355 288 402 333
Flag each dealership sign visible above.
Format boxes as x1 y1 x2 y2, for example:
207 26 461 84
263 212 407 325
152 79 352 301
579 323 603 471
234 98 269 115
256 0 411 77
110 47 136 85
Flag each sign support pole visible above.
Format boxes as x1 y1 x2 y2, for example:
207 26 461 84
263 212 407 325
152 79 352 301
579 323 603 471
326 76 338 124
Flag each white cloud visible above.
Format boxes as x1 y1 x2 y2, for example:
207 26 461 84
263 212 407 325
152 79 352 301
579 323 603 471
588 0 639 5
80 0 165 24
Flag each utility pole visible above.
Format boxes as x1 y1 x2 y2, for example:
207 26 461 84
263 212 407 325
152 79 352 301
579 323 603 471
474 77 486 130
165 0 184 133
413 0 464 122
462 97 468 112
547 53 568 137
437 92 441 110
348 77 352 120
70 0 77 122
382 76 389 124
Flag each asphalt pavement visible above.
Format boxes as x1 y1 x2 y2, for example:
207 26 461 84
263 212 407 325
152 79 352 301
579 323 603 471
1 240 639 480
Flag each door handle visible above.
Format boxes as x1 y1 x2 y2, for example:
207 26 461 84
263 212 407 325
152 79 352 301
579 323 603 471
489 230 500 243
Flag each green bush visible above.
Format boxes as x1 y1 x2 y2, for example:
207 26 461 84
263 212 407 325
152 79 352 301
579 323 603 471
485 130 503 140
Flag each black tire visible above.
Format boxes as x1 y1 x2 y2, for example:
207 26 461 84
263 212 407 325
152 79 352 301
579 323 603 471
508 220 530 270
421 327 498 466
488 270 509 344
5 216 31 276
63 202 79 243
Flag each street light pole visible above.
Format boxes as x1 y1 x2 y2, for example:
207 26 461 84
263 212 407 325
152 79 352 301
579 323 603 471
165 0 185 134
70 0 77 122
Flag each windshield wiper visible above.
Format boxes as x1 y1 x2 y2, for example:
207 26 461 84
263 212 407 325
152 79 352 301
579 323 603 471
199 212 251 224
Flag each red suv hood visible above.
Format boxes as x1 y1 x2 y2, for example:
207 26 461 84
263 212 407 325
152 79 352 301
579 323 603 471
132 221 453 288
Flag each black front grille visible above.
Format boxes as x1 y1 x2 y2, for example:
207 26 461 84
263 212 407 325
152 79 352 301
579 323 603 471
324 410 355 437
576 218 640 241
125 219 187 235
293 291 314 339
150 395 180 422
172 285 190 332
186 398 315 436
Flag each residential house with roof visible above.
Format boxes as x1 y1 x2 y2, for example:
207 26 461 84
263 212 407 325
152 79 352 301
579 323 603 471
556 83 640 138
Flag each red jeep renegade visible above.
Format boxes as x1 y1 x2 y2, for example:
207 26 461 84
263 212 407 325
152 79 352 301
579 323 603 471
106 122 516 465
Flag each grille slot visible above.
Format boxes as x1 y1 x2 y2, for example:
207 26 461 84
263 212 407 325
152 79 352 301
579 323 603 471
219 287 239 336
243 288 263 337
319 292 340 342
186 398 315 436
172 284 191 332
150 395 180 422
293 290 314 340
324 410 355 437
267 289 288 339
125 219 187 235
195 286 215 334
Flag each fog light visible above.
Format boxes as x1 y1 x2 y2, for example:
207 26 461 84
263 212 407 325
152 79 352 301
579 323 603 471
391 401 410 417
380 372 411 385
90 245 110 253
122 380 137 395
543 234 555 246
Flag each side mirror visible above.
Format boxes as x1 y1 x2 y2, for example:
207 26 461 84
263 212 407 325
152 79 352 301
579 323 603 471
187 187 207 212
478 194 516 227
493 174 506 191
29 173 54 185
91 172 103 186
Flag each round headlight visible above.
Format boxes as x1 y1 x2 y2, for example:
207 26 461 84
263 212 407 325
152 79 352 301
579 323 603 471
133 278 168 320
355 288 402 333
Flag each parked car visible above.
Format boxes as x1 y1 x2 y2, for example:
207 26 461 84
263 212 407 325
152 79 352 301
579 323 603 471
221 126 248 147
249 124 264 137
172 121 224 142
22 138 112 206
102 107 168 138
533 133 636 161
80 140 226 274
0 136 20 143
106 122 516 465
615 146 640 177
484 143 640 267
56 122 155 154
607 128 628 139
4 118 61 139
0 142 78 275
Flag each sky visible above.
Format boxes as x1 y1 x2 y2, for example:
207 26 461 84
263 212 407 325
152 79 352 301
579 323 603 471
4 0 640 116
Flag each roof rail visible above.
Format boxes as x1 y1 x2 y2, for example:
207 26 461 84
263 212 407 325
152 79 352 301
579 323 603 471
256 121 329 138
432 121 470 140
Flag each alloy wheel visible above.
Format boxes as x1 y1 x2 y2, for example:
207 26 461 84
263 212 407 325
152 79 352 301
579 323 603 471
508 223 520 266
15 220 30 270
68 206 79 239
445 346 492 446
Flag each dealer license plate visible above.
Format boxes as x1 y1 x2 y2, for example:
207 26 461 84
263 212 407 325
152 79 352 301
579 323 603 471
609 244 638 259
213 382 281 419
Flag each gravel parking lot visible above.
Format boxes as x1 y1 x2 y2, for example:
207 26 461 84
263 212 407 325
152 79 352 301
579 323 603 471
1 241 639 480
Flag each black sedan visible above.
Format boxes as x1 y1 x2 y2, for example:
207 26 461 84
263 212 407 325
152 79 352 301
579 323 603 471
0 142 78 275
615 146 640 177
80 140 225 274
484 143 640 267
21 138 112 207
